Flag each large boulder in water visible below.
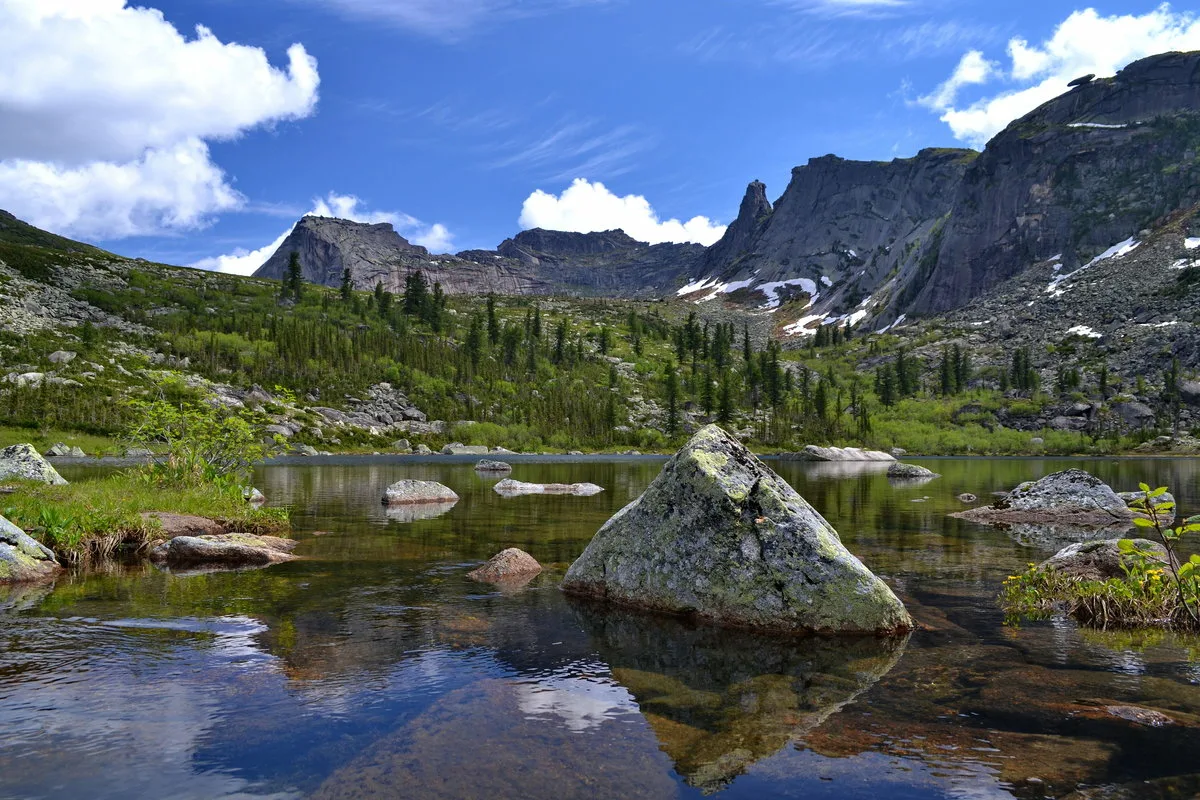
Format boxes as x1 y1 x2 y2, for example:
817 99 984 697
382 479 459 506
0 444 68 485
783 445 895 462
953 469 1136 528
0 515 61 583
149 533 298 569
560 425 912 634
493 479 603 497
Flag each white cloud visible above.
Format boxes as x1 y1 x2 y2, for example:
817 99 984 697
192 193 455 275
0 1 319 239
922 5 1200 147
296 0 610 40
519 179 726 246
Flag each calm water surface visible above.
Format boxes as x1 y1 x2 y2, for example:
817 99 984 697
4 456 1200 799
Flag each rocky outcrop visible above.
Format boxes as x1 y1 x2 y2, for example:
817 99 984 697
149 533 298 569
382 480 459 506
466 548 542 584
888 462 940 480
0 515 61 583
0 444 68 485
561 425 912 634
1039 538 1170 581
473 459 512 473
493 479 604 497
441 444 489 456
783 445 895 462
953 469 1135 527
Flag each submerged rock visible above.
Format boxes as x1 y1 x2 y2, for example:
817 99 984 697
493 479 603 497
467 548 542 584
783 445 895 462
561 425 912 634
149 533 298 569
382 479 459 506
474 459 513 473
953 469 1135 527
0 444 68 485
0 515 61 583
887 462 940 480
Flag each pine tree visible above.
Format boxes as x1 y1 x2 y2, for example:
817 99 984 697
664 361 679 436
486 294 500 345
465 314 484 370
403 272 428 316
283 251 304 302
339 269 353 302
717 372 734 423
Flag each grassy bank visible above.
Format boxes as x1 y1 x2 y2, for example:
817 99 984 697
3 473 288 564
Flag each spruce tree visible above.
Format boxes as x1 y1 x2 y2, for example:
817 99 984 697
340 269 353 302
486 294 500 345
664 361 679 436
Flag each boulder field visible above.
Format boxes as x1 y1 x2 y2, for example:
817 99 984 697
561 425 912 635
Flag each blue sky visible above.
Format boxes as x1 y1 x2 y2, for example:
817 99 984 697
2 1 1199 272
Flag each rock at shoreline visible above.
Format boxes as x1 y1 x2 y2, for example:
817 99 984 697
150 533 298 569
44 442 71 457
782 445 895 463
952 469 1135 528
414 444 432 455
466 548 542 584
888 462 940 480
0 444 68 485
382 479 459 506
493 478 604 497
561 425 912 634
441 444 489 456
474 459 513 473
1040 539 1170 581
0 515 61 583
142 512 226 538
244 487 266 505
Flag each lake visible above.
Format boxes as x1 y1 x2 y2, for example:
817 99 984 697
3 456 1200 799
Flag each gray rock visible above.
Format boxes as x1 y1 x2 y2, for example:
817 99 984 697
414 444 433 455
1179 380 1200 406
292 444 319 457
149 533 298 569
493 479 603 497
243 487 266 505
957 493 978 503
441 444 490 456
890 448 908 458
560 425 912 634
47 350 76 364
784 445 896 462
68 446 86 458
382 479 459 506
0 515 61 583
954 469 1133 527
474 459 513 473
391 439 411 452
887 462 940 480
466 548 542 584
1113 402 1156 429
44 443 71 457
0 444 68 485
1039 538 1170 580
124 447 154 458
264 424 294 439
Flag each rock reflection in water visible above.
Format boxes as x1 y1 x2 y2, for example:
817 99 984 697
570 600 908 793
793 460 893 480
1002 521 1133 550
383 499 458 523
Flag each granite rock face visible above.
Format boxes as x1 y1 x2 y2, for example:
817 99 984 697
561 425 912 634
0 515 61 583
0 444 68 485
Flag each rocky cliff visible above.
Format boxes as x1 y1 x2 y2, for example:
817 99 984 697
254 218 700 298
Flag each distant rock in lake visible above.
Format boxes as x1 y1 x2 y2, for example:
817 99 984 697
952 469 1137 528
493 479 603 497
467 548 542 585
382 480 459 506
561 424 912 634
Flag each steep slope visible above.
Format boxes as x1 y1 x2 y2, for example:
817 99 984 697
254 218 701 298
914 51 1200 313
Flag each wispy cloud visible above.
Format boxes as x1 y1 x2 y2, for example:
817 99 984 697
767 0 910 18
294 0 613 41
488 119 653 181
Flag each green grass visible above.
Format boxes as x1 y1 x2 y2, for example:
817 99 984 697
0 426 120 457
2 474 289 564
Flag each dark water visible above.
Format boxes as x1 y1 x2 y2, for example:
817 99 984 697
4 457 1200 799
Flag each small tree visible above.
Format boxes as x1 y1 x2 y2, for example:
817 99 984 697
664 360 680 437
282 251 304 302
340 269 353 302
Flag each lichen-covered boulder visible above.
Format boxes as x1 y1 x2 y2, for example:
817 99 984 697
149 533 298 569
1040 539 1170 581
953 469 1134 527
474 459 513 473
467 548 542 583
561 425 912 634
0 515 61 583
0 444 68 485
382 480 459 505
887 462 940 480
493 479 603 497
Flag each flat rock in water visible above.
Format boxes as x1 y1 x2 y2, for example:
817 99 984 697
467 548 542 583
887 462 940 480
149 533 298 569
1040 538 1169 581
0 444 68 485
783 445 895 463
493 478 603 497
142 512 226 538
561 425 912 634
0 515 61 583
473 459 512 473
952 469 1134 527
382 479 459 505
